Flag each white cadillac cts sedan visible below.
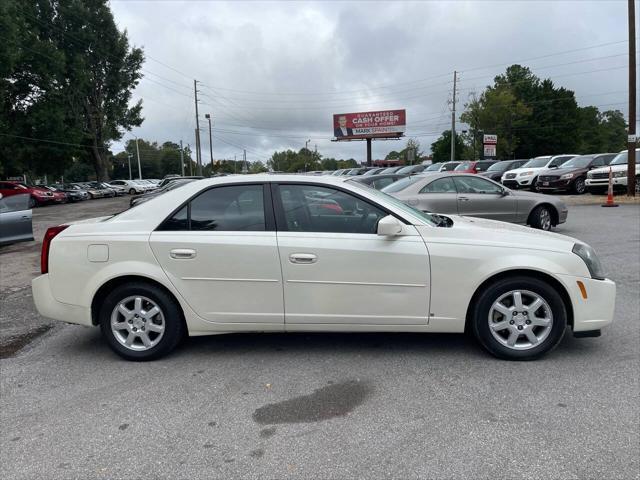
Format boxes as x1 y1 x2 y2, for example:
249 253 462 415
32 175 616 361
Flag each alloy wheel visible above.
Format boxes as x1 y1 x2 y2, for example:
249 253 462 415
574 178 585 194
488 290 553 350
110 295 165 351
539 208 551 230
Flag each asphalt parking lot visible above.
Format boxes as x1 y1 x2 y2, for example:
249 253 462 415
1 197 639 479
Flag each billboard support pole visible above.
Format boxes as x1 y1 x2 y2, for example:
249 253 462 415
366 138 372 166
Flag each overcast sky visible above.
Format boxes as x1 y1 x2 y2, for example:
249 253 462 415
109 0 632 163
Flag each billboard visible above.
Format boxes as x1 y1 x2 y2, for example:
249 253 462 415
333 110 406 140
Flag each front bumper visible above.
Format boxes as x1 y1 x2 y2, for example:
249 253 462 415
537 178 573 191
32 274 93 327
556 274 616 332
503 177 534 189
586 177 628 188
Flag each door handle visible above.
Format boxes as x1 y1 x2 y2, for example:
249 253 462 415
289 253 317 264
170 248 197 259
458 196 470 201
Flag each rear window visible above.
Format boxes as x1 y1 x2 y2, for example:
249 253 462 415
380 176 422 193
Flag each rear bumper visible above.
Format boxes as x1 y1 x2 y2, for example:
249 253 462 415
32 274 93 327
556 274 616 332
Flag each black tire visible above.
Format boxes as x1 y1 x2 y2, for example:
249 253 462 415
99 282 185 361
530 177 540 192
572 177 586 194
28 196 37 208
129 188 136 195
471 276 567 360
529 205 553 230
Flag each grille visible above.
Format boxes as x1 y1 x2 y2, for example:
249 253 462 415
538 175 559 182
505 173 517 179
591 172 609 180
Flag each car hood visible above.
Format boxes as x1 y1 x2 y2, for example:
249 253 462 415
503 166 547 175
417 215 576 253
541 167 586 176
590 164 638 174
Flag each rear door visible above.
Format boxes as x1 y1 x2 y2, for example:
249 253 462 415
0 194 33 245
453 176 518 222
273 183 430 326
149 183 284 326
414 177 459 214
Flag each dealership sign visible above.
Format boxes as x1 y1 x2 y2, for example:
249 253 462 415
484 145 497 157
483 134 497 145
333 110 406 140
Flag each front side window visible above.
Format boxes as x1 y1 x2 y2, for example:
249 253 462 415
159 184 265 231
420 177 457 193
453 176 502 194
277 184 386 234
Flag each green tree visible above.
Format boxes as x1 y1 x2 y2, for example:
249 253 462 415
430 130 467 163
598 110 627 152
0 0 144 181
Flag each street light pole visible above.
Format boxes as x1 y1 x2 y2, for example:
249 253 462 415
127 154 132 180
135 137 142 180
205 113 214 173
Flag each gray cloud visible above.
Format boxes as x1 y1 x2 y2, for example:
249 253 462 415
110 0 630 163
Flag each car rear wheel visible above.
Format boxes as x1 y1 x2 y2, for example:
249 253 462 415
99 283 185 361
572 177 586 194
471 276 567 360
529 205 553 230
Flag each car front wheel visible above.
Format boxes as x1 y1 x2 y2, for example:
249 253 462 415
572 177 586 194
471 276 567 360
99 283 185 361
529 205 553 230
129 188 136 195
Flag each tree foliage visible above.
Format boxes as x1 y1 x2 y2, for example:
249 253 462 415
0 0 144 181
460 65 627 159
430 130 467 163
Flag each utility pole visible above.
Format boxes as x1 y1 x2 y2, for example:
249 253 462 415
242 150 248 174
135 137 142 180
180 140 185 177
187 144 193 176
627 0 636 197
450 70 457 162
127 153 132 180
205 113 214 173
305 139 310 172
194 79 203 175
234 154 237 174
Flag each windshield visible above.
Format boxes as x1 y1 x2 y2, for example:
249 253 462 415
454 162 472 171
425 163 441 171
350 182 436 226
380 176 422 193
610 149 640 165
521 156 551 168
441 162 460 171
487 161 511 172
396 165 418 174
561 156 593 168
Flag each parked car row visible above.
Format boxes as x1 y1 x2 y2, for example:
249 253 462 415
0 179 163 208
325 148 639 196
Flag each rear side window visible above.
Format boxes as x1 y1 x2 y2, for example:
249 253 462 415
420 177 457 193
158 185 266 231
372 177 395 190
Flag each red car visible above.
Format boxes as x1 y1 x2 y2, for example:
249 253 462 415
454 160 499 174
0 181 55 207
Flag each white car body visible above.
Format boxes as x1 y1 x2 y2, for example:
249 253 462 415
586 149 640 191
501 155 578 189
32 175 615 360
109 180 147 194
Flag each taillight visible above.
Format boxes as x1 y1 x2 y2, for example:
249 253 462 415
41 225 69 274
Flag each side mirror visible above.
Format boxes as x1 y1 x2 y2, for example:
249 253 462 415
377 215 404 236
500 187 509 196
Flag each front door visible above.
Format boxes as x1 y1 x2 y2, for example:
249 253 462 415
273 183 430 326
149 183 284 325
453 176 518 222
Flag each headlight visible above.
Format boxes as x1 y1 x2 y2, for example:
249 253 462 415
520 171 534 177
560 173 574 180
587 172 594 178
613 171 626 178
572 243 605 280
